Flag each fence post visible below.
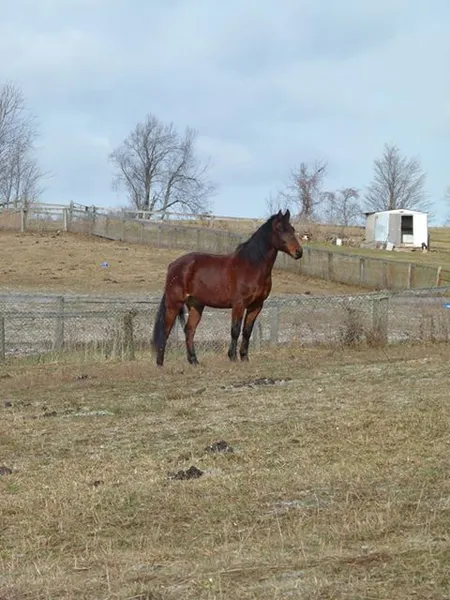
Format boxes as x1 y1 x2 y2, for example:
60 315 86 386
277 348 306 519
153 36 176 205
123 311 136 360
436 266 442 286
121 209 125 241
372 296 389 345
382 261 389 288
20 209 27 233
252 319 262 351
407 263 413 289
327 252 333 280
63 208 68 232
54 297 65 351
0 316 5 363
270 304 280 345
89 206 96 235
359 258 365 285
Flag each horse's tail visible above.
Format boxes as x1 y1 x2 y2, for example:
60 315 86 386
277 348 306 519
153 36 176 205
151 293 167 355
151 293 186 355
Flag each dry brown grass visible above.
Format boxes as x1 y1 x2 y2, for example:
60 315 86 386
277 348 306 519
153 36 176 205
0 230 366 296
1 344 450 599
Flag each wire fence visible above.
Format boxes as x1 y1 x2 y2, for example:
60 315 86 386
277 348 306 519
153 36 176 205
1 287 450 363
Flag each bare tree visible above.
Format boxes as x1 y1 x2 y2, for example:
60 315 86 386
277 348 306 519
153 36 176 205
2 141 45 206
265 191 289 216
365 143 429 213
109 114 216 218
324 187 362 226
279 160 328 221
442 186 450 226
0 82 45 208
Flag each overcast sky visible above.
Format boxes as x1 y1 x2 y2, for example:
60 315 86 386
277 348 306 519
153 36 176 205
1 0 449 222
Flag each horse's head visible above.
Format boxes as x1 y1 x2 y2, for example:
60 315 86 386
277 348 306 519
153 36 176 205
271 209 303 259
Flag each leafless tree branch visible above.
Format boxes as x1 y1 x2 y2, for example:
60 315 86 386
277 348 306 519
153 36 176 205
279 159 328 221
109 115 216 217
323 187 362 226
443 186 450 226
0 81 46 208
365 143 429 213
264 191 290 216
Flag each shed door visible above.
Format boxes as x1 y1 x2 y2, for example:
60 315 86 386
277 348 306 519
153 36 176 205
388 213 401 245
401 215 414 244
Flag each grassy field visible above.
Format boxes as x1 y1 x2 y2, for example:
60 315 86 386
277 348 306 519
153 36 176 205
2 219 450 599
306 227 450 273
1 344 450 599
0 230 367 296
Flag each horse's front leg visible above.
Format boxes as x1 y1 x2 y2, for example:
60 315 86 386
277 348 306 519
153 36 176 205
228 303 245 361
239 303 263 361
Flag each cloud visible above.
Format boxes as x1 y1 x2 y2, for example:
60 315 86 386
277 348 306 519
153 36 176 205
0 0 449 221
197 137 254 184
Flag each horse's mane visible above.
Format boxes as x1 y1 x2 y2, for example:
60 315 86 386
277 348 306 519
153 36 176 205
235 215 277 264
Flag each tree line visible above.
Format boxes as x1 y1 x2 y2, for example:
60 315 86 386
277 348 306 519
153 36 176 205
1 80 448 224
269 143 433 227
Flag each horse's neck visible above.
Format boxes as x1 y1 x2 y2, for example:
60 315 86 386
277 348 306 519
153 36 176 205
234 238 278 273
259 247 278 275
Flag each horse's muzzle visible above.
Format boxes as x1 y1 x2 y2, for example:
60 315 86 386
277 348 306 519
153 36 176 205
293 248 303 259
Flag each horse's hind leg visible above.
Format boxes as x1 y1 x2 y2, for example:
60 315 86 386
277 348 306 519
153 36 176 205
184 299 204 365
156 301 184 366
228 303 245 361
239 304 263 361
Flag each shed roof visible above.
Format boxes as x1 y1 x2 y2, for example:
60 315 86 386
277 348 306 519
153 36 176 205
364 209 428 217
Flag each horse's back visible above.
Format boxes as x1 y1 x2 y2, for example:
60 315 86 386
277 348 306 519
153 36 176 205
165 251 234 308
168 251 230 272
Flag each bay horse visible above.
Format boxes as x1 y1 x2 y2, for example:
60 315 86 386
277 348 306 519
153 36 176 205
151 209 302 366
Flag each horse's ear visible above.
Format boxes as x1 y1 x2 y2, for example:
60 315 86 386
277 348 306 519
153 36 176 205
277 209 282 218
284 209 291 221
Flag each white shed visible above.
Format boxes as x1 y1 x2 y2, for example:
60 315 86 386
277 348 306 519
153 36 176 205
365 209 428 248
